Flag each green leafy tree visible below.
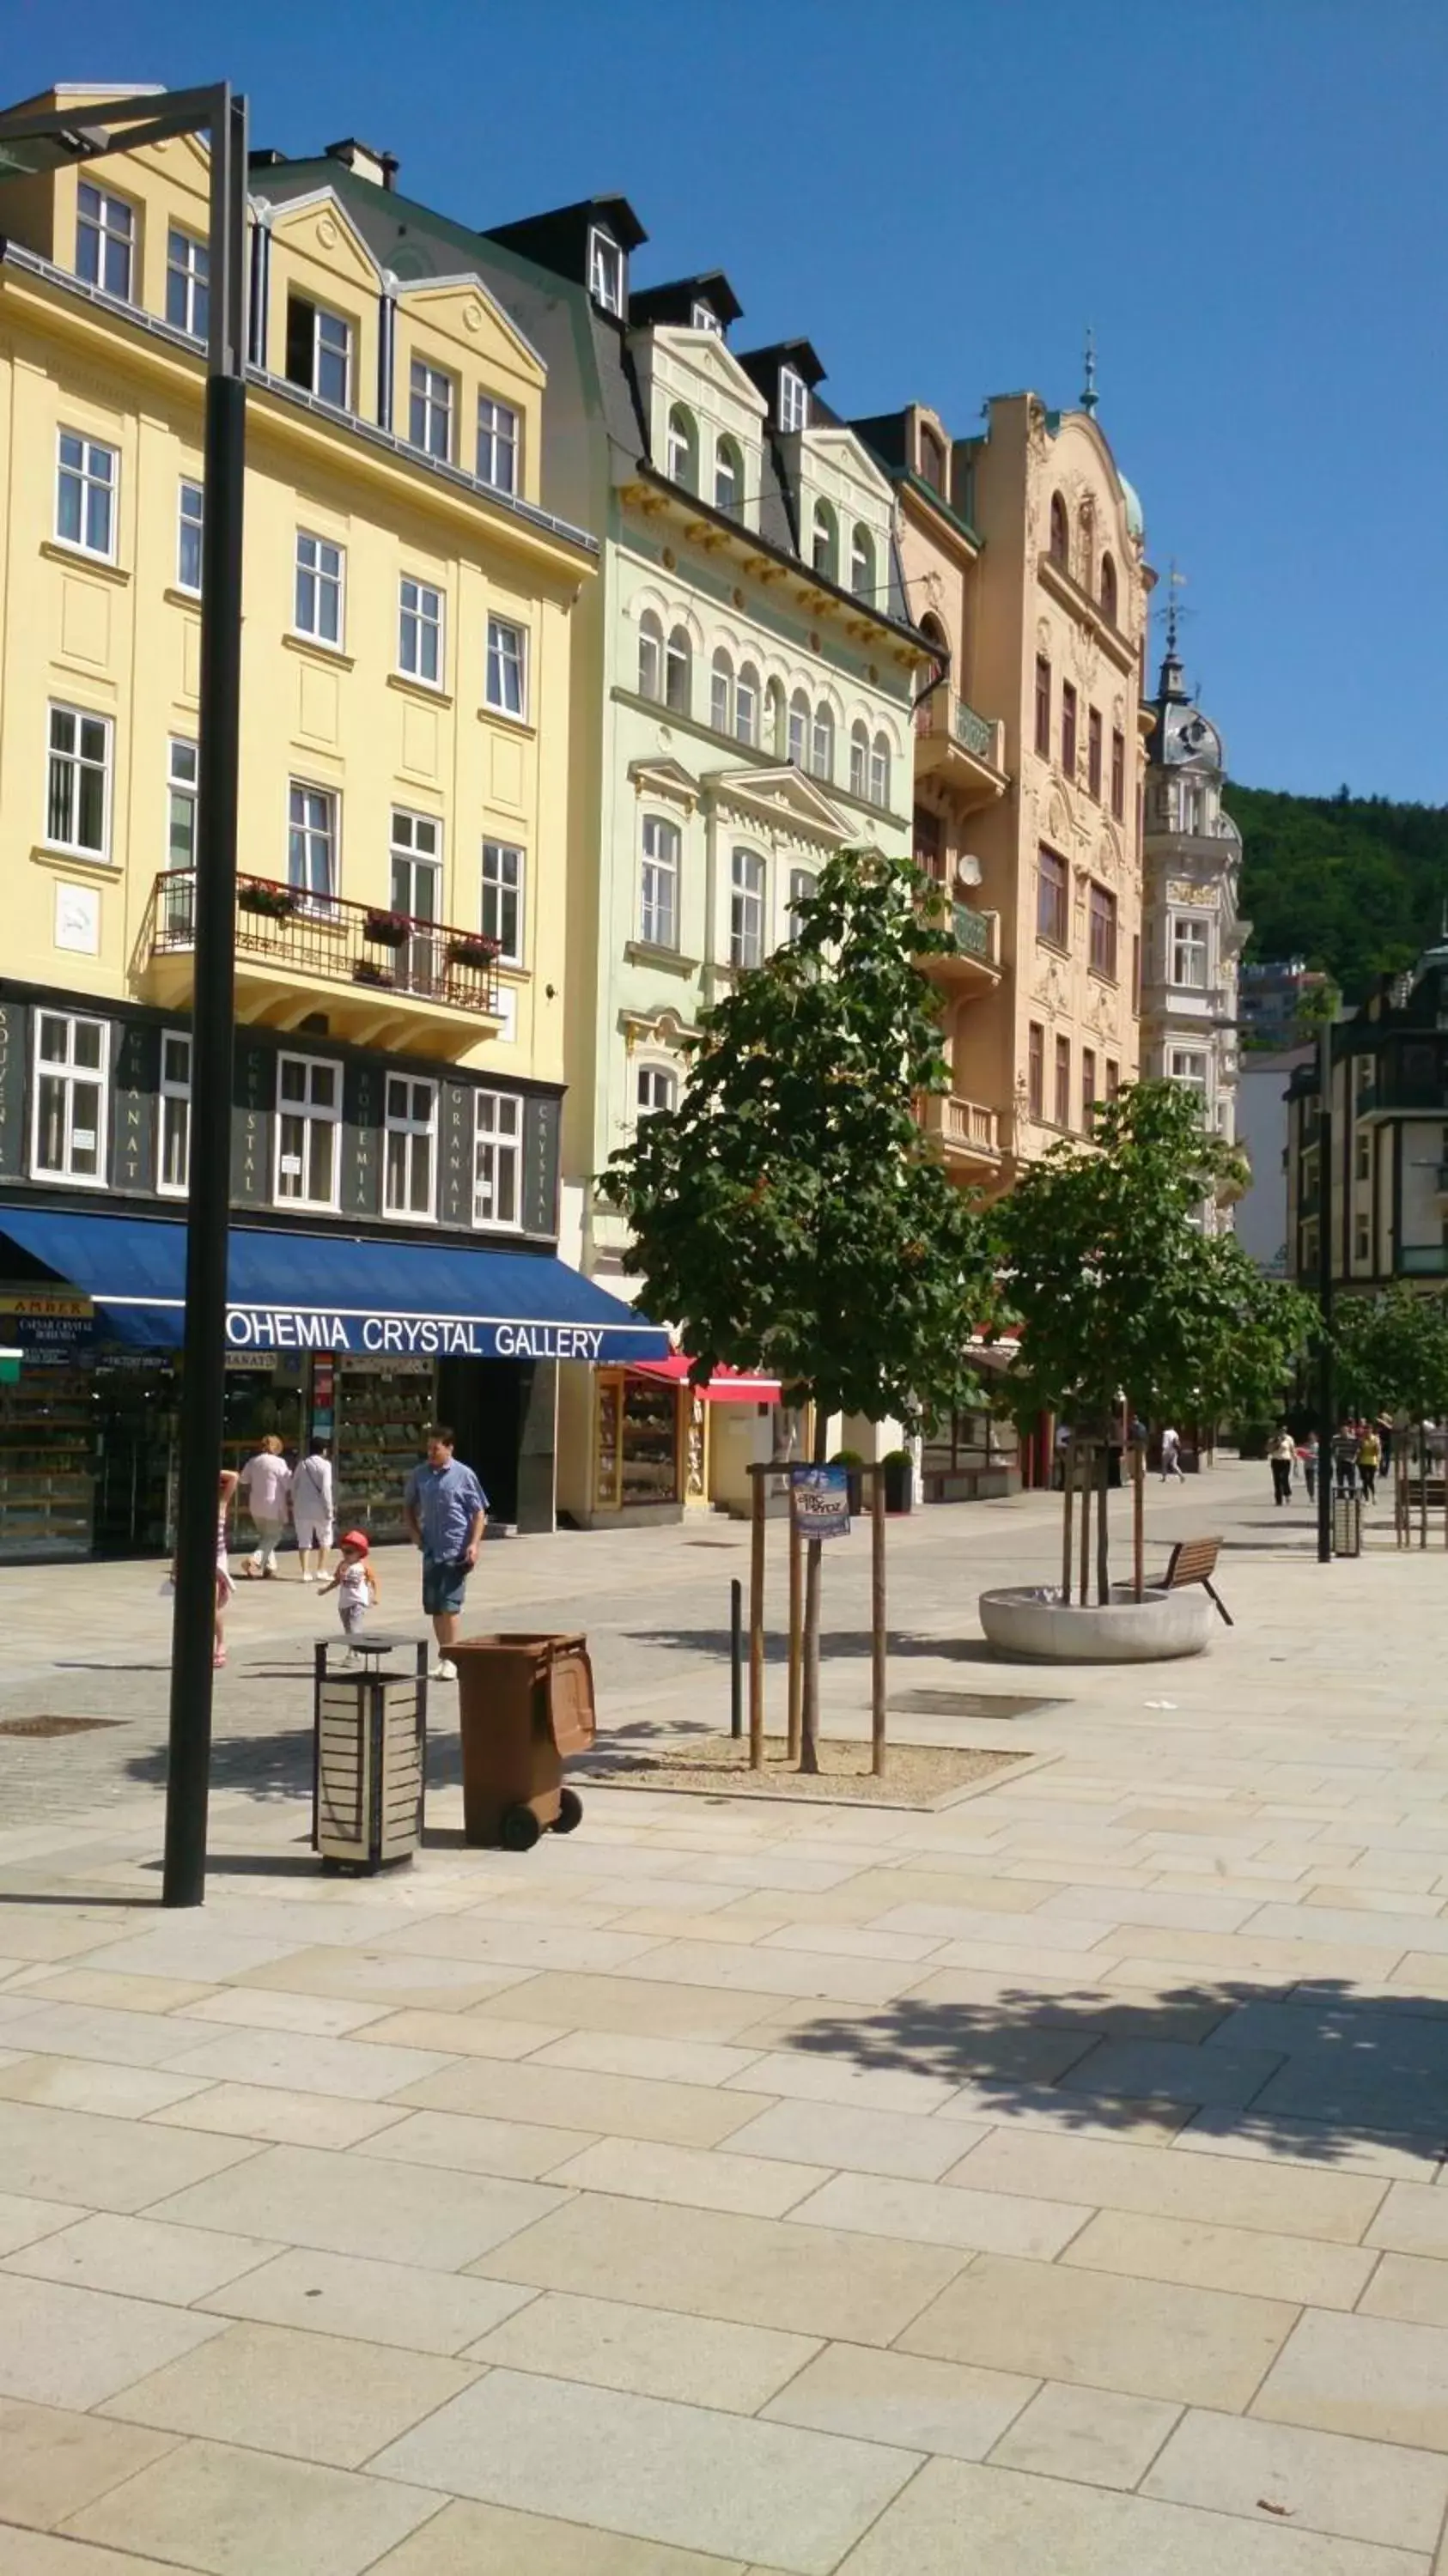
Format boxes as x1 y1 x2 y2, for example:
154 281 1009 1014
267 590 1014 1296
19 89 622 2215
1229 782 1448 1003
600 845 1000 1767
995 1082 1314 1596
1334 1284 1448 1424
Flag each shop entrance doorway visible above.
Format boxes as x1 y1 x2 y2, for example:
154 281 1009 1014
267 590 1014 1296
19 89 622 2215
91 1361 179 1556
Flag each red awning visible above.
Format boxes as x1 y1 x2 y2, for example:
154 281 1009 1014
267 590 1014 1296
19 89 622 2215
630 1355 782 1404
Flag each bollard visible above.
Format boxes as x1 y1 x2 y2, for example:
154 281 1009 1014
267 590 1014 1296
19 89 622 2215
729 1577 743 1738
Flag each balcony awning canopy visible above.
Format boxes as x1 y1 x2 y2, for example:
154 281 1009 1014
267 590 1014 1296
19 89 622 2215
629 1354 782 1403
0 1209 669 1366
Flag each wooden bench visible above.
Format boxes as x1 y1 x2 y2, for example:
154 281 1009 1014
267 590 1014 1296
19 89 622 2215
1161 1536 1233 1625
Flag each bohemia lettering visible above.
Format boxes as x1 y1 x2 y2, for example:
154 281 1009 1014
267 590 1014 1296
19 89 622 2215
222 1309 608 1361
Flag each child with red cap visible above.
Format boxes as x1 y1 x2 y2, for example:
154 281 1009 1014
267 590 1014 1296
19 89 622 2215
318 1530 379 1661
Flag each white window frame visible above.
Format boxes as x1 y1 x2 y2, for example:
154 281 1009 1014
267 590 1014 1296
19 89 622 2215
691 301 721 334
157 1029 192 1199
294 529 345 648
477 394 519 495
714 438 740 516
383 1072 438 1222
810 702 834 782
55 428 117 561
482 839 525 966
1171 914 1210 989
640 813 680 950
305 302 352 408
32 1010 109 1187
1168 1046 1210 1103
409 357 453 461
485 615 528 720
167 737 198 875
176 477 204 593
473 1088 523 1230
275 1052 342 1211
849 722 868 798
636 1061 678 1118
588 228 624 314
734 662 759 747
288 780 338 909
666 405 696 489
788 690 809 769
788 866 818 939
850 526 874 601
388 805 442 915
778 366 808 432
710 648 733 736
166 225 209 339
664 625 691 715
46 702 112 860
76 181 134 299
869 732 891 808
637 609 663 701
398 574 444 685
730 846 766 970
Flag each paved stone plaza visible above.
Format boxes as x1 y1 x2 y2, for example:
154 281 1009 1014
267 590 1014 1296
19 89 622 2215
3 1467 1448 2571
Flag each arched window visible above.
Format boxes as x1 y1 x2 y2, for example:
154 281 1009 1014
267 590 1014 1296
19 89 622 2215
810 701 834 781
1049 491 1068 566
1077 502 1092 588
665 624 691 715
709 647 733 735
1099 552 1118 626
849 525 875 603
919 425 946 493
849 720 869 797
811 500 838 581
715 436 742 518
870 732 891 807
666 404 697 492
764 677 787 758
637 610 664 702
788 688 810 767
735 660 760 746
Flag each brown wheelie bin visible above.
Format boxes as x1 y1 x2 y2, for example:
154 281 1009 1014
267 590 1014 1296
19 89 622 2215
450 1632 594 1850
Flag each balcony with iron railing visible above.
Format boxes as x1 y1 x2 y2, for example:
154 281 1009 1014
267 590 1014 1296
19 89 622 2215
917 1088 1002 1175
914 689 1008 809
915 886 1000 987
141 872 504 1060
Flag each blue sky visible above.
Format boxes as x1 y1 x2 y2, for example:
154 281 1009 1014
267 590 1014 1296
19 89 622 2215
9 0 1445 802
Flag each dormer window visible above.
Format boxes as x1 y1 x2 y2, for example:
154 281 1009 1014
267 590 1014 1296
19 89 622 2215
286 295 352 410
919 425 946 493
588 228 624 315
691 301 722 335
779 367 808 434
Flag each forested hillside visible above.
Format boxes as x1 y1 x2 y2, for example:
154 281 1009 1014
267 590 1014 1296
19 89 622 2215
1227 785 1448 1000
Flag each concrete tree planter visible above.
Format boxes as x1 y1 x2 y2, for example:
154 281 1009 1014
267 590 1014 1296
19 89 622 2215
979 1583 1214 1662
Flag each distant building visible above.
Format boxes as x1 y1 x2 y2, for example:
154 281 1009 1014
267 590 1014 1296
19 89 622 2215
1240 957 1329 1051
1236 1048 1311 1275
1287 940 1448 1286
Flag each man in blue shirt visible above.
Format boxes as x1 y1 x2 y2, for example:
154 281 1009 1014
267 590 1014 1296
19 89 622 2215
403 1426 489 1680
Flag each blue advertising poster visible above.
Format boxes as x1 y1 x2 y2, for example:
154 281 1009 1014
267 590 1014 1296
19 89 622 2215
791 1461 851 1540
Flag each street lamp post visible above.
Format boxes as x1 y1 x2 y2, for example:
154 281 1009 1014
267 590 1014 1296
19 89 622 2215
0 85 247 1902
1317 1018 1335 1564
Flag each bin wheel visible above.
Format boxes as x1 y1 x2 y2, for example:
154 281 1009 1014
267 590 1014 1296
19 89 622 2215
500 1804 542 1852
554 1788 583 1835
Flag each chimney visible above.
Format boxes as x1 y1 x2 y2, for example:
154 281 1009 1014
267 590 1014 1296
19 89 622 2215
325 137 399 191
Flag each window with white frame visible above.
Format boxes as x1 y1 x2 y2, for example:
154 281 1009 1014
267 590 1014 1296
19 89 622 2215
75 182 133 298
812 501 837 580
167 738 198 873
715 437 741 516
1168 1047 1209 1105
384 1072 437 1219
640 814 679 949
637 610 663 700
588 228 624 313
477 394 519 495
691 301 721 334
710 648 733 735
157 1030 192 1196
850 525 875 602
730 847 766 969
32 1011 108 1184
284 295 352 408
636 1062 677 1117
482 839 525 964
849 720 868 798
778 366 808 432
485 616 526 717
166 226 209 339
735 661 759 746
389 807 441 922
295 530 344 646
666 404 697 491
56 428 116 559
409 357 453 461
288 781 337 907
474 1089 522 1228
46 704 111 857
276 1054 341 1208
398 574 443 684
788 866 818 937
665 625 691 714
810 702 834 781
788 690 809 768
176 477 204 592
1170 914 1209 988
869 732 891 808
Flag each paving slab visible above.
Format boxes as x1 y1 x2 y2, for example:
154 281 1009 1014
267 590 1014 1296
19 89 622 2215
1062 2206 1380 2307
0 2270 228 2409
1254 2307 1448 2451
99 2318 478 2468
762 2341 1036 2458
396 2052 774 2145
1143 2408 1448 2552
369 2498 750 2575
465 2287 817 2410
148 2141 571 2269
0 2398 178 2534
988 2380 1181 2488
62 2433 441 2576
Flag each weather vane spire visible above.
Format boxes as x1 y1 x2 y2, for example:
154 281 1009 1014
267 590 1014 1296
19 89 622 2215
1166 560 1187 654
1080 325 1098 416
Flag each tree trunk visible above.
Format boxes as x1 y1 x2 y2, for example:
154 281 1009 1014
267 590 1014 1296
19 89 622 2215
1061 1431 1074 1607
870 1462 887 1778
1133 1425 1145 1602
1078 1442 1092 1607
748 1466 766 1771
1096 1442 1110 1605
786 1481 803 1763
800 1413 828 1775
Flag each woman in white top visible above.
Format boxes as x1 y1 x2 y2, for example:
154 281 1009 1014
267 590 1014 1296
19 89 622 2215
239 1435 292 1578
291 1437 335 1583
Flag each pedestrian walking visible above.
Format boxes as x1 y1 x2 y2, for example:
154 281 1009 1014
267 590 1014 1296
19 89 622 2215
1159 1424 1184 1482
1332 1422 1360 1498
1268 1424 1296 1506
292 1437 335 1583
1378 1414 1395 1472
1359 1424 1382 1504
239 1435 292 1578
318 1530 379 1662
214 1467 239 1668
403 1427 488 1681
1299 1431 1318 1503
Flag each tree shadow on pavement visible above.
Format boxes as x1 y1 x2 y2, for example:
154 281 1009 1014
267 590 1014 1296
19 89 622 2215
125 1726 465 1801
626 1627 1007 1666
777 1981 1448 2168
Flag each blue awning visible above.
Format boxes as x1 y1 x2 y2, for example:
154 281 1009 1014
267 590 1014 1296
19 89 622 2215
0 1209 667 1366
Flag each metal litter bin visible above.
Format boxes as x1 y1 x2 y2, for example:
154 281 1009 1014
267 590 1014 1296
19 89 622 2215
312 1637 428 1873
451 1631 594 1851
1333 1492 1363 1558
